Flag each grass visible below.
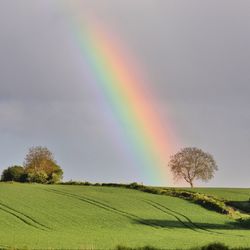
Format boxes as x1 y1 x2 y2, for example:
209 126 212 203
179 188 250 202
179 188 250 214
0 183 250 249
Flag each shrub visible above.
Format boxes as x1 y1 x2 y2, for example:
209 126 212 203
201 243 229 250
160 189 231 215
48 172 62 184
23 146 63 184
1 166 26 182
116 243 230 250
61 181 92 186
27 170 48 183
46 168 63 184
238 218 250 229
128 182 140 189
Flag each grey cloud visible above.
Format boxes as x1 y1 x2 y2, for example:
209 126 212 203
0 0 249 186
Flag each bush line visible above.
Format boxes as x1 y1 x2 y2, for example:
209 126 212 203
116 242 249 250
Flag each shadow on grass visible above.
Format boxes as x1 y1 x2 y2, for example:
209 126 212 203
227 201 250 214
133 219 250 230
116 242 250 250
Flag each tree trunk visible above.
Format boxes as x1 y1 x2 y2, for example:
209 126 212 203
190 181 194 188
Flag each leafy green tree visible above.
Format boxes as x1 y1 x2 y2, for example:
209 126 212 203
26 170 48 183
168 147 218 187
24 146 63 183
1 166 26 182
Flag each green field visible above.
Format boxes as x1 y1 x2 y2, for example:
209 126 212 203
180 188 250 201
0 183 250 249
179 188 250 214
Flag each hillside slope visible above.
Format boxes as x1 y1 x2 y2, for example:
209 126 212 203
180 187 250 214
0 183 249 249
180 188 250 201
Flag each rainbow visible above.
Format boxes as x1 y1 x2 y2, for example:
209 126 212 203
64 4 178 185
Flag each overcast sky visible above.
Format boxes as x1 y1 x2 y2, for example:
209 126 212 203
0 0 249 187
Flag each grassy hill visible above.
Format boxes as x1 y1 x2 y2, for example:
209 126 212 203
0 183 249 249
180 188 250 201
180 188 250 214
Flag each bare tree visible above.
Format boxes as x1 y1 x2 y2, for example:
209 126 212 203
168 147 218 187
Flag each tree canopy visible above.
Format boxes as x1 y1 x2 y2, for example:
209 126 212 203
1 146 63 184
168 147 218 187
1 166 25 182
24 146 63 183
